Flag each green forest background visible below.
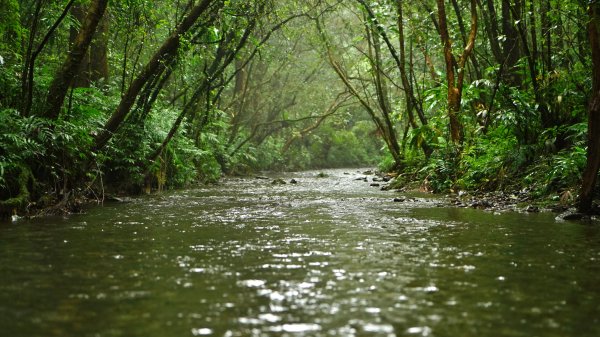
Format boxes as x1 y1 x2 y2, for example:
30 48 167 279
1 0 600 216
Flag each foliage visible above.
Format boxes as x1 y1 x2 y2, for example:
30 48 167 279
377 154 397 173
0 110 48 189
545 147 587 191
417 151 459 193
524 122 588 195
0 0 22 55
237 139 283 173
457 128 523 191
0 0 597 214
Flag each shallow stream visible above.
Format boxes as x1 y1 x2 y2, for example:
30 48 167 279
1 169 599 336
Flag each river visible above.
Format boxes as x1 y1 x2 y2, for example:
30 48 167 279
1 169 599 337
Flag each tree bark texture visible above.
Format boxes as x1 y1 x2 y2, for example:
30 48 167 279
70 4 110 88
579 1 600 213
43 0 109 119
436 0 477 144
482 0 503 64
501 0 521 85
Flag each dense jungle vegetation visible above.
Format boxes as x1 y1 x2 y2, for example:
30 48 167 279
1 0 600 216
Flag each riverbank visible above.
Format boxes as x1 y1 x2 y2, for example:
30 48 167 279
4 167 595 222
356 169 599 221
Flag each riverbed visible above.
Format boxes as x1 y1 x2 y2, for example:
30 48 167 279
1 169 599 336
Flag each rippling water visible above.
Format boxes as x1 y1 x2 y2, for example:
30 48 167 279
1 169 600 337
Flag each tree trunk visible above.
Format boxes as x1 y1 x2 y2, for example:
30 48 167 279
450 0 481 79
316 16 403 167
43 0 109 119
482 0 503 64
579 2 600 213
501 0 521 85
145 11 257 167
436 0 477 144
70 4 110 88
20 0 43 116
93 0 216 152
70 4 90 88
529 0 538 68
90 10 109 83
22 0 76 116
370 27 402 162
227 57 250 145
541 0 552 72
438 0 458 144
355 0 428 159
508 1 552 133
396 1 432 157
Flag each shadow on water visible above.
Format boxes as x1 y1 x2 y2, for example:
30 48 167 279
1 169 599 336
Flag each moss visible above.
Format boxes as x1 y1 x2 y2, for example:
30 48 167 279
0 164 32 216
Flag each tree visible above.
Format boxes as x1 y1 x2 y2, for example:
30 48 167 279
436 0 477 144
21 0 76 116
315 6 404 167
579 0 600 213
93 0 219 152
146 9 261 168
70 3 110 88
43 0 109 120
356 0 432 157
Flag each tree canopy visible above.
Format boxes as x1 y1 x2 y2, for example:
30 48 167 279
0 0 598 216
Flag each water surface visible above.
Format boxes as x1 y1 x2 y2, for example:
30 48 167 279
1 169 599 336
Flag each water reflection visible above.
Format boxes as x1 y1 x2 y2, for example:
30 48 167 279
1 169 600 336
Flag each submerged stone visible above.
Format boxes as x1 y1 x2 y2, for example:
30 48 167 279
556 210 590 221
271 178 287 185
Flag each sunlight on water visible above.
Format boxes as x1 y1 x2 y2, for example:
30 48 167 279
1 169 600 336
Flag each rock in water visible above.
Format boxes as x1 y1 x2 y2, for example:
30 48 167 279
271 178 287 185
525 205 539 213
556 211 589 221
